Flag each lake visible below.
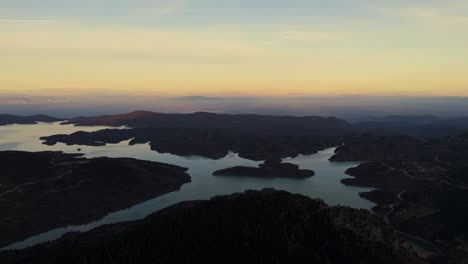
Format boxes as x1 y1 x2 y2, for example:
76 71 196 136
0 122 374 250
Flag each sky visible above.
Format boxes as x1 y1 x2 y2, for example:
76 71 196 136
1 0 468 96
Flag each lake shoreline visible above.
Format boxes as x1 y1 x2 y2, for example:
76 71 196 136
0 123 374 251
0 151 191 249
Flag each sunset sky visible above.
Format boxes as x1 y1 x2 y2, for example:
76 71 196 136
1 0 468 96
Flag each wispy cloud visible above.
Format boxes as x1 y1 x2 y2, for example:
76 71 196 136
0 19 55 24
281 30 341 43
375 5 468 27
142 0 192 16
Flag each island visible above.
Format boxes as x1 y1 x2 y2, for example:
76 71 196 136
0 151 191 248
40 111 352 160
0 114 60 126
0 190 425 264
213 159 315 178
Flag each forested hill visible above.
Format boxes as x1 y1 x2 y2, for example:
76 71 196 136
1 190 425 264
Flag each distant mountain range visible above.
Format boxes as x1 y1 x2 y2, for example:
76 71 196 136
352 115 468 138
3 111 468 139
1 94 468 118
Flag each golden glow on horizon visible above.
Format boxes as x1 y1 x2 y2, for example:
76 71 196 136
1 3 468 96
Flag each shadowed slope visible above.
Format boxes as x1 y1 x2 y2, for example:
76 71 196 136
1 190 424 264
0 151 190 248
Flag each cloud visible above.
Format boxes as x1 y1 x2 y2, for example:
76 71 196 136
0 21 345 62
142 0 191 15
0 19 55 24
281 30 341 43
375 5 468 27
0 23 283 65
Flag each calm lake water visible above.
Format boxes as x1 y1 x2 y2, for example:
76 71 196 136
0 122 374 250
